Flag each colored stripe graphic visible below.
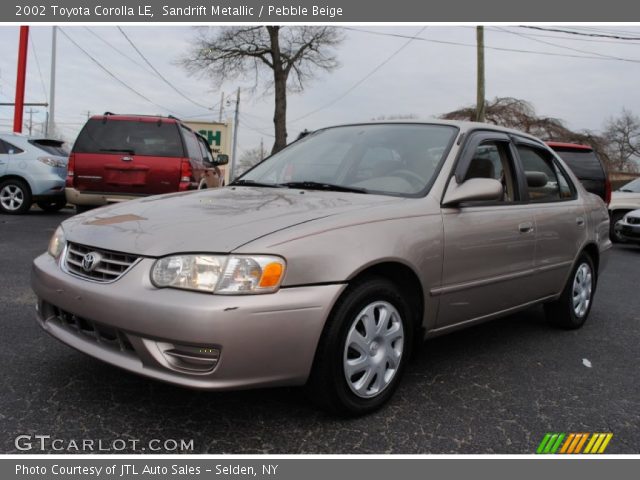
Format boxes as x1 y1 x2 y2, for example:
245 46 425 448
537 433 613 454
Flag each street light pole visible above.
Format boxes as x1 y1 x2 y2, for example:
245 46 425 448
476 25 486 123
13 26 29 133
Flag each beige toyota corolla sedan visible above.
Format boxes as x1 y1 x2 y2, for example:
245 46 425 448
31 121 611 415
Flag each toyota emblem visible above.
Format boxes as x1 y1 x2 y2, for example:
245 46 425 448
82 252 102 272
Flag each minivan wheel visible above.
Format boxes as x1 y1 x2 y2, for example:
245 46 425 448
544 254 596 329
36 198 67 212
307 277 413 415
0 179 31 215
610 211 628 243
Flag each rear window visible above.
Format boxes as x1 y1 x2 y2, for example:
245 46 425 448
29 139 69 156
73 119 184 157
552 149 605 180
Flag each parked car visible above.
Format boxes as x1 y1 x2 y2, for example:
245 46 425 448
546 142 610 204
65 113 228 213
609 178 640 242
32 121 611 415
613 208 640 244
0 133 68 214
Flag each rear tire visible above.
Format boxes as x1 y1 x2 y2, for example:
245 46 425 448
610 211 628 243
0 178 31 215
306 276 414 416
36 198 67 212
545 253 596 330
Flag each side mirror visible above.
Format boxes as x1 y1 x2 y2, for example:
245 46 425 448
442 178 503 206
214 154 229 166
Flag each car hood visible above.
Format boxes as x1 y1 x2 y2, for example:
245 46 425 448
62 187 404 256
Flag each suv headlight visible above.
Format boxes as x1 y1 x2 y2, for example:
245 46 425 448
47 226 66 259
151 255 286 294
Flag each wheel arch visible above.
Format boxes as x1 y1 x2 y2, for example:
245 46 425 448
0 174 33 194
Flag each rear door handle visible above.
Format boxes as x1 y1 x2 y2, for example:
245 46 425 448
576 217 585 227
519 222 534 234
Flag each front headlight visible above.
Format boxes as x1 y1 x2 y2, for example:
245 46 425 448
47 226 66 259
151 255 286 295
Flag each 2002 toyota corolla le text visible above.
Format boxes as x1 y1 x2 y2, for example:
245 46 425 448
31 121 611 415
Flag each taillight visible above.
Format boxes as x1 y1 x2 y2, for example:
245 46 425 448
604 177 612 206
179 159 193 191
65 154 75 187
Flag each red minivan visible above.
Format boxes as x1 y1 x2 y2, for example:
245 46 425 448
66 114 227 213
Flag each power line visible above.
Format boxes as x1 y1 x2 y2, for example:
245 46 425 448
29 34 48 101
291 26 427 123
461 26 640 46
519 26 640 41
84 27 156 76
117 27 214 112
494 27 640 63
342 26 640 64
58 27 182 115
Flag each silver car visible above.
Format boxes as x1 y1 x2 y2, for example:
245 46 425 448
614 208 640 244
0 133 68 214
31 121 611 414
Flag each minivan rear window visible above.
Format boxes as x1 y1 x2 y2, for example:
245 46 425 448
553 149 604 180
73 119 184 157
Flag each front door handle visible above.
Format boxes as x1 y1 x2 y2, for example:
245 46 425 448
576 217 585 227
519 222 534 234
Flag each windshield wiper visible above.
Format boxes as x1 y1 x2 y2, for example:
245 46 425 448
229 179 283 188
279 181 367 194
99 148 135 154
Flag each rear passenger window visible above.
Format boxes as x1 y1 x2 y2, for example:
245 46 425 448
1 140 24 154
517 146 574 202
181 128 203 161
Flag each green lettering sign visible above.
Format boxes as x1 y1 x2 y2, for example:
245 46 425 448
198 129 222 146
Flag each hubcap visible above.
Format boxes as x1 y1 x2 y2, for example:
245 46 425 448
343 301 404 398
572 262 593 318
0 185 24 211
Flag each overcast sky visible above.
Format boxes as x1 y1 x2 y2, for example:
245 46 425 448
1 25 639 155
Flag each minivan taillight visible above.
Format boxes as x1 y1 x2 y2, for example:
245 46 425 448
65 154 75 187
179 159 193 191
604 177 612 206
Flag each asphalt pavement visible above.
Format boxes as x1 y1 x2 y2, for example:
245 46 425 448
1 209 639 454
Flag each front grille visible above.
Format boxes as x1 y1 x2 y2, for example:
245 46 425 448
63 242 140 283
48 304 135 354
627 216 640 225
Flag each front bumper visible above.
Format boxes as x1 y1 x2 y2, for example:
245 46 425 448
31 253 346 390
615 220 640 243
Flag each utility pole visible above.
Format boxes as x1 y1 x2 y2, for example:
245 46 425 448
259 137 264 161
230 87 240 181
218 91 224 122
47 26 57 138
27 108 36 135
475 25 485 123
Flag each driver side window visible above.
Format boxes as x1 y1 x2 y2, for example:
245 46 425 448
464 141 518 203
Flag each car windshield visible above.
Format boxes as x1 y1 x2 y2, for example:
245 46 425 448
237 124 458 196
73 119 184 157
620 178 640 192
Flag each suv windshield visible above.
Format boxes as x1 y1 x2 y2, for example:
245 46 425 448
620 178 640 192
73 119 184 157
237 124 457 196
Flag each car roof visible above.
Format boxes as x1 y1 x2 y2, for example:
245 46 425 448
0 132 62 143
546 141 593 151
316 120 548 145
89 114 180 123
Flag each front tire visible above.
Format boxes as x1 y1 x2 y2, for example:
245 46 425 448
307 277 414 415
610 211 628 243
0 178 31 214
545 253 596 329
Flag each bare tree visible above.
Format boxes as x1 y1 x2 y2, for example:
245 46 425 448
236 147 265 176
441 97 613 170
603 109 640 172
182 26 343 154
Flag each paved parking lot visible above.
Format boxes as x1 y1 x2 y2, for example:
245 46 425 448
1 209 639 454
